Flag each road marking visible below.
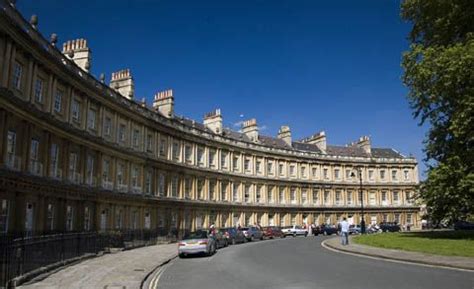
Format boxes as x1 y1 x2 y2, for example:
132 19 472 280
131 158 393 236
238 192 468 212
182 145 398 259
321 239 474 273
148 263 169 289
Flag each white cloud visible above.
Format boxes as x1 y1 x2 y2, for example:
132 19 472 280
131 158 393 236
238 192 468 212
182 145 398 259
233 120 244 127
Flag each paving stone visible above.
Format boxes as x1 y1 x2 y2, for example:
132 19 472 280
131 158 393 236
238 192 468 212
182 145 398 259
18 243 177 289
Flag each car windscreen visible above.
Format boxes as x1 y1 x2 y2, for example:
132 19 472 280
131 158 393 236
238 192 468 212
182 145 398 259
183 231 208 239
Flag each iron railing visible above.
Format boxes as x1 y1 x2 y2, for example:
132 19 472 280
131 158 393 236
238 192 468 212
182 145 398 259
0 229 178 288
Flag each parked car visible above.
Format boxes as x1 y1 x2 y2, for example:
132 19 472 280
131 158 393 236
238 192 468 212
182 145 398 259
220 227 246 244
379 222 401 232
366 224 381 234
213 230 229 248
319 225 338 235
454 221 474 230
349 225 361 234
178 230 217 258
241 226 263 241
262 226 284 239
281 225 308 237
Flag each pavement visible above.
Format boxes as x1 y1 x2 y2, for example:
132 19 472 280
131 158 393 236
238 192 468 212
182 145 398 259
17 243 177 289
155 236 474 289
323 236 474 271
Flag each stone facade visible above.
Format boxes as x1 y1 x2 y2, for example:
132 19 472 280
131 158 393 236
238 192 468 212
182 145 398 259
0 2 420 236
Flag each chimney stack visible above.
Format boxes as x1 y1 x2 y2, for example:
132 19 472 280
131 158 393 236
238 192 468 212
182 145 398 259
277 125 292 146
356 136 371 154
203 109 223 134
62 38 91 72
110 69 134 99
153 89 174 118
301 131 327 153
242 118 258 142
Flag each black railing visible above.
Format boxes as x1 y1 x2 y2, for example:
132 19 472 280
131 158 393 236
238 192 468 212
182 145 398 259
0 229 177 288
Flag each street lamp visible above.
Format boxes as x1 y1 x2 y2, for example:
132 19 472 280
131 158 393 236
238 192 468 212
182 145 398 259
351 168 366 234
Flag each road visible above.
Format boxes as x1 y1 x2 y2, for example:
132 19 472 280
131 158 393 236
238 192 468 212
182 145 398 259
153 236 474 289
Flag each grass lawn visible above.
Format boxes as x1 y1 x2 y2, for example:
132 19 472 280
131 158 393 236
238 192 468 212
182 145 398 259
353 230 474 258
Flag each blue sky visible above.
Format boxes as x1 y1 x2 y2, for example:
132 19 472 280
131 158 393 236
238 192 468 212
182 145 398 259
18 0 428 176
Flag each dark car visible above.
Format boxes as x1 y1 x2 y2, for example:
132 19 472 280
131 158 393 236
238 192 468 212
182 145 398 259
241 226 263 241
454 221 474 230
220 227 246 244
319 225 338 235
379 222 401 232
212 230 229 248
262 226 284 239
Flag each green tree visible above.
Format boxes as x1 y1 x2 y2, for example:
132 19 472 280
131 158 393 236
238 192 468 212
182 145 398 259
401 0 474 224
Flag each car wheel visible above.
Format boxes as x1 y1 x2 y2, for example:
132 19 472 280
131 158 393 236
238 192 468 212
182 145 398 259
305 232 308 237
178 253 185 258
293 233 296 238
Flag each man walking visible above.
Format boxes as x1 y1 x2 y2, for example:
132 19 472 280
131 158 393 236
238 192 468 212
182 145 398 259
340 217 350 245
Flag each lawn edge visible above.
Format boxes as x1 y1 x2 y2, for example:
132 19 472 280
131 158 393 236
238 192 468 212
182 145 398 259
321 238 474 272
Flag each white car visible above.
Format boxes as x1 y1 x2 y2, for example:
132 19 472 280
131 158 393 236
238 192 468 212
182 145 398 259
281 225 308 237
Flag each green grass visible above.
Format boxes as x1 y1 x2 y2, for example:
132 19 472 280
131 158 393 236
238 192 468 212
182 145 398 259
353 231 474 257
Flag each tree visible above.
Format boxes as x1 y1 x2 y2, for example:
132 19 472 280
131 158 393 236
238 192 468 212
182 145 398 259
401 0 474 224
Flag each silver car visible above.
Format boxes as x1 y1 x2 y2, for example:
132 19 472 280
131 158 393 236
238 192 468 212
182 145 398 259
178 230 217 258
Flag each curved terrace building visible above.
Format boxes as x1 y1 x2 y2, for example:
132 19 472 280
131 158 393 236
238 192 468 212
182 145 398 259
0 2 420 236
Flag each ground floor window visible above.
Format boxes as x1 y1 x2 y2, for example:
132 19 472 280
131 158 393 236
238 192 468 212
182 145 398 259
144 211 151 229
25 202 34 233
46 203 54 231
84 207 91 231
66 206 74 231
0 200 9 233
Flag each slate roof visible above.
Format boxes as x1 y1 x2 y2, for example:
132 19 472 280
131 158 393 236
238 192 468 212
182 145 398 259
371 148 405 159
326 145 370 158
259 135 292 149
292 142 322 153
172 116 407 159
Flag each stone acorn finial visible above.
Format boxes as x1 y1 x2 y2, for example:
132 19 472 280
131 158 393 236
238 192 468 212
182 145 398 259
50 33 58 46
30 15 38 29
99 73 105 83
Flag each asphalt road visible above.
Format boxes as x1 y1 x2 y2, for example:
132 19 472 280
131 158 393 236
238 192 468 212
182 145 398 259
155 236 474 289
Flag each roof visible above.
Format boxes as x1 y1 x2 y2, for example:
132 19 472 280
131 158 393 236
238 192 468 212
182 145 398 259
326 145 370 158
371 148 405 159
171 116 408 160
292 142 322 153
